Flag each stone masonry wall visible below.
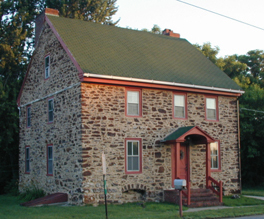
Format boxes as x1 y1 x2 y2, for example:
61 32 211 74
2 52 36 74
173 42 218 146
81 83 241 204
19 22 83 204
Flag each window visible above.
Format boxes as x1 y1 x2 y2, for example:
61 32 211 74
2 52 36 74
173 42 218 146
45 55 50 79
205 96 218 121
25 146 30 173
210 141 221 171
48 98 54 123
26 106 31 128
47 145 53 176
173 93 187 119
126 89 142 117
125 138 142 174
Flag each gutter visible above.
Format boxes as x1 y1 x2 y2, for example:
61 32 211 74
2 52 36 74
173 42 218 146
84 73 244 95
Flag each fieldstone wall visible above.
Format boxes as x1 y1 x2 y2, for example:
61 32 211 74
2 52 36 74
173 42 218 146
81 84 240 204
19 22 83 204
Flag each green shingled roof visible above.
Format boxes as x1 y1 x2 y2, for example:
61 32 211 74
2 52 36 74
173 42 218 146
163 126 195 141
47 15 241 90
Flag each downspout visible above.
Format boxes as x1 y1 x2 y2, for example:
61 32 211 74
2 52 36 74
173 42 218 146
237 99 242 194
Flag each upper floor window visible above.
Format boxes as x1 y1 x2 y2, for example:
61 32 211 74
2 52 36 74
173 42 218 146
48 98 54 123
126 89 142 117
210 141 221 171
45 55 50 79
26 106 31 128
173 93 187 119
125 138 142 174
25 146 30 173
47 144 53 176
205 96 218 121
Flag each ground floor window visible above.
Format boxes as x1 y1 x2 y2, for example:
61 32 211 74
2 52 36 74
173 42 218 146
210 141 221 171
25 146 30 173
125 138 142 174
47 144 53 176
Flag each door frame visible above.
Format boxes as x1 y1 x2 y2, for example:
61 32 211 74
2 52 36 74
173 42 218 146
171 142 190 187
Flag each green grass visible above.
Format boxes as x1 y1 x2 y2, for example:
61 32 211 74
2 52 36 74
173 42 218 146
0 194 264 219
242 187 264 196
223 195 264 206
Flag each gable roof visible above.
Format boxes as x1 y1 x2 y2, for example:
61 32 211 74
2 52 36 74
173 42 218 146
46 15 243 93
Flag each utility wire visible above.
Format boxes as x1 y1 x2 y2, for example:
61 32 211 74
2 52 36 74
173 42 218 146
176 0 264 31
240 108 264 114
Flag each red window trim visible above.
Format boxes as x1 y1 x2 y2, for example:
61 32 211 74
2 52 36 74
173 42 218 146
205 95 219 122
125 88 142 117
46 144 53 176
211 140 221 172
172 92 188 120
26 105 31 128
125 138 142 174
47 97 54 124
25 146 30 174
44 54 50 80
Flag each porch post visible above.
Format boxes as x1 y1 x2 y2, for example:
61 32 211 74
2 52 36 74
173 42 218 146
206 142 211 188
175 142 181 178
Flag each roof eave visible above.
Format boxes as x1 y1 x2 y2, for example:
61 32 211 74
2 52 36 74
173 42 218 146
83 73 244 96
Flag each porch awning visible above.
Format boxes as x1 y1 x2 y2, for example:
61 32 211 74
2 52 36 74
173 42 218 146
162 126 215 143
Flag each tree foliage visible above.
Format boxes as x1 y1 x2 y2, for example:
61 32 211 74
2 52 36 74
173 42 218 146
0 0 44 193
45 0 119 25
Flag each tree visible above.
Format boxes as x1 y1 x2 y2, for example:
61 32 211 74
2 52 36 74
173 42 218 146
0 0 44 193
194 42 219 64
45 0 119 25
151 24 161 34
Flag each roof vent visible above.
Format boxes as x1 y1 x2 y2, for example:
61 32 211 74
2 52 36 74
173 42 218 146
162 29 180 38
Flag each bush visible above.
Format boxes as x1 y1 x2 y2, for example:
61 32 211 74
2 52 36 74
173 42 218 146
19 182 45 201
4 179 19 196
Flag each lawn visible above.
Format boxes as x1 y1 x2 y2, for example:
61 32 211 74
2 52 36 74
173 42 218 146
242 187 264 196
0 194 264 219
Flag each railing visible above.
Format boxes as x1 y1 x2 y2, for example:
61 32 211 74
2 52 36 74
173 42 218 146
208 176 223 203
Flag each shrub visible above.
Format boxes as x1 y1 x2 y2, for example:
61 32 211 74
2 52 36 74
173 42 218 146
19 181 45 201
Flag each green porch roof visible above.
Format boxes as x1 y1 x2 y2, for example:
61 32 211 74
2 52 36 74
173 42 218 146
163 126 195 142
47 15 241 91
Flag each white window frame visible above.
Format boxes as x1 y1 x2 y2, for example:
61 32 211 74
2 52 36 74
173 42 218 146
126 139 141 173
48 98 54 123
47 145 53 175
27 106 31 127
127 90 140 116
45 55 50 79
174 94 186 119
210 141 220 170
206 97 218 121
25 146 30 173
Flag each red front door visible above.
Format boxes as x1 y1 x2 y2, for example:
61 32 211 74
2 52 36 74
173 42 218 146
179 144 188 181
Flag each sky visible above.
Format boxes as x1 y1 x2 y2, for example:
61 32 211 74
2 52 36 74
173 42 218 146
112 0 264 57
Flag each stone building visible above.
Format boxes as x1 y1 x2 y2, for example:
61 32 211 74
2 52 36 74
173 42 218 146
17 9 244 206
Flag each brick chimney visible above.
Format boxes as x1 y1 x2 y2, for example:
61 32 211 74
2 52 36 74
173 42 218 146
162 29 180 38
35 8 59 47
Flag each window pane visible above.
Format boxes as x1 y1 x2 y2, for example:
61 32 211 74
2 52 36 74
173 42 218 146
48 147 53 159
128 142 132 155
132 157 139 170
49 100 53 110
26 160 30 172
206 98 216 109
207 109 216 120
133 142 139 155
127 157 132 171
45 56 49 68
48 160 53 174
174 95 184 107
49 111 53 122
210 142 218 155
26 148 29 159
175 106 185 118
128 103 139 115
128 91 139 103
211 156 218 169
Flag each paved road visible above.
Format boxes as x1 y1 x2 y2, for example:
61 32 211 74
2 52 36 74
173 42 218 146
224 215 264 219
